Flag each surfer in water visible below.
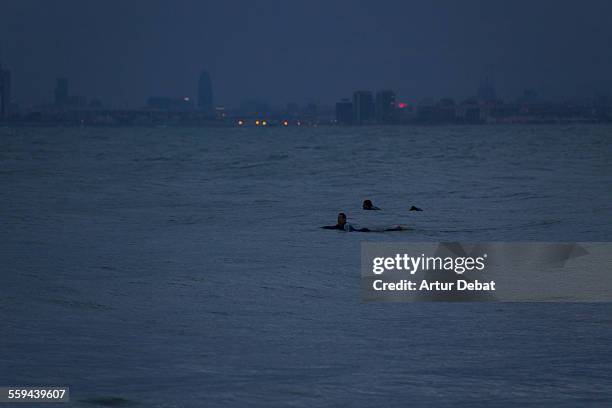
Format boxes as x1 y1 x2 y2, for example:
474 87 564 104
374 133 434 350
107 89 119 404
362 199 422 212
321 213 406 232
362 199 381 210
321 212 369 232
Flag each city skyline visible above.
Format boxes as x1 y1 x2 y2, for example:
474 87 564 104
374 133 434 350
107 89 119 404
2 1 612 108
1 67 611 114
1 52 610 126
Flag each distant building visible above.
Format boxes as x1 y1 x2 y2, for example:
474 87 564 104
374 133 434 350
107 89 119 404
335 98 353 125
517 89 539 105
375 90 396 124
198 70 213 114
353 90 374 125
55 78 69 106
0 63 11 119
457 98 483 124
436 98 456 122
416 98 437 122
69 95 88 108
89 98 103 108
215 106 227 119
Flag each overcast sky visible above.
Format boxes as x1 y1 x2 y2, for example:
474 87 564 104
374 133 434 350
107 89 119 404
2 0 612 108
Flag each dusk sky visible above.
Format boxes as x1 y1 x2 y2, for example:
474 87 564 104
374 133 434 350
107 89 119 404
2 0 612 108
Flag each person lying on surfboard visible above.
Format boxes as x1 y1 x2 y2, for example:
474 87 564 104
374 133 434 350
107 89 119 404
362 199 423 211
321 212 407 232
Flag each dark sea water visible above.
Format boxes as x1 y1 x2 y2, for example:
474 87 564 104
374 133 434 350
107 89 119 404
1 125 612 407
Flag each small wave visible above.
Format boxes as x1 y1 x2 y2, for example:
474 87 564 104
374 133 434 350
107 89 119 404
46 298 114 311
267 153 290 161
252 198 281 204
80 397 139 407
515 218 562 228
132 156 172 162
234 161 275 170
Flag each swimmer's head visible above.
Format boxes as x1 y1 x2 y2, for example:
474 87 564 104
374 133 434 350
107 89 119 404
337 212 347 226
363 200 373 210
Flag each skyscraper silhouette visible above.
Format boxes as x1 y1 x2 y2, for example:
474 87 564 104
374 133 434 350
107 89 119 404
353 91 374 125
198 70 213 114
335 98 353 125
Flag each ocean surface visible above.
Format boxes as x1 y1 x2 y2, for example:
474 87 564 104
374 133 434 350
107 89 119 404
1 125 612 407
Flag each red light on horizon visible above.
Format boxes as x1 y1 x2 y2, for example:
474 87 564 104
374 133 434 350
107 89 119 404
397 102 408 109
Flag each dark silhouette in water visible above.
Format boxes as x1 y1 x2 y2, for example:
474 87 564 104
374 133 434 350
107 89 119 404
322 212 407 232
321 212 370 231
410 206 423 211
362 200 381 210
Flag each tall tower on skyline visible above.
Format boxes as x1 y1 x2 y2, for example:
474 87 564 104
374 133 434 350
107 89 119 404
353 90 374 125
198 70 213 114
